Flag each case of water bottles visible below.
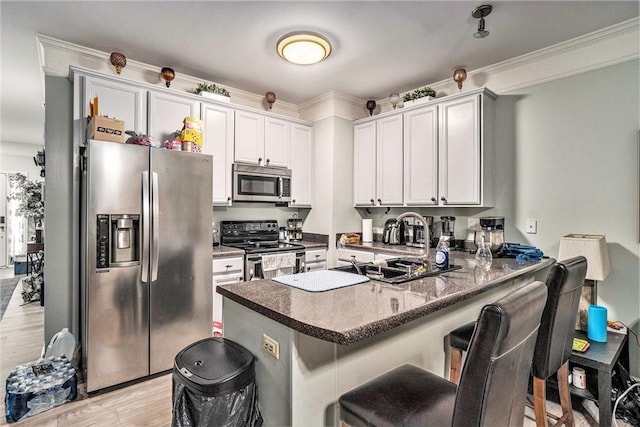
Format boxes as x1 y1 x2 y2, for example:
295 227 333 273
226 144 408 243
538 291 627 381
4 355 77 422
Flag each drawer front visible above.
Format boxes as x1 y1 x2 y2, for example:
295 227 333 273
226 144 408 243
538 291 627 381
337 248 374 263
213 257 244 274
305 249 327 263
305 261 327 272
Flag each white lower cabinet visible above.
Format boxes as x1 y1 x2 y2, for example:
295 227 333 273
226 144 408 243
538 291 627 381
336 248 375 266
305 249 327 271
212 257 244 334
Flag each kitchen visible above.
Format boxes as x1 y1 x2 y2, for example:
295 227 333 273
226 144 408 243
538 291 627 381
1 1 639 425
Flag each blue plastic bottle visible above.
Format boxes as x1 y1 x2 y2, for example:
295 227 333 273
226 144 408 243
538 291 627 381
435 236 450 270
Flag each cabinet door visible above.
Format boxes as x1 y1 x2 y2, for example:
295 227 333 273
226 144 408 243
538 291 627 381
148 91 200 143
202 103 234 206
404 106 438 206
376 115 403 206
234 110 265 165
438 95 480 205
290 124 313 207
83 76 147 136
353 122 377 206
264 117 291 168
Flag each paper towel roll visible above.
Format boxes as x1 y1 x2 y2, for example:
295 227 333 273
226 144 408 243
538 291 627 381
587 305 607 342
362 219 373 243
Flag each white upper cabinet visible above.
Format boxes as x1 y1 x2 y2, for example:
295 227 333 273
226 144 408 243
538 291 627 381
234 110 266 166
404 105 438 206
235 112 291 168
83 76 147 136
264 117 291 168
202 102 234 206
354 116 403 207
438 93 494 206
148 91 200 143
375 115 403 206
354 88 495 207
290 124 313 207
354 121 377 206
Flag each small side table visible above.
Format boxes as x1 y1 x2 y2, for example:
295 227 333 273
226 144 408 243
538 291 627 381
569 330 629 427
26 242 44 274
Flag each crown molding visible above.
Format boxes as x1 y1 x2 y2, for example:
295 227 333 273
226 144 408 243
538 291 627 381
36 34 300 118
299 90 367 122
375 17 639 113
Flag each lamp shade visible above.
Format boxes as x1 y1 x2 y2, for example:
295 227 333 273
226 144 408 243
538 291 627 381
558 234 610 281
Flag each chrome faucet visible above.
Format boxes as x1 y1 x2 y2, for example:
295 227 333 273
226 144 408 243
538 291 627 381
395 212 430 262
350 255 363 275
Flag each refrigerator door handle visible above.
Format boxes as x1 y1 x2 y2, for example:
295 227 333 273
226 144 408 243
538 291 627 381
151 172 160 282
141 171 150 283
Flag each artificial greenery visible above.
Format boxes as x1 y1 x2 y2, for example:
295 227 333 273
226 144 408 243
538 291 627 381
194 82 230 97
402 86 436 102
7 173 44 224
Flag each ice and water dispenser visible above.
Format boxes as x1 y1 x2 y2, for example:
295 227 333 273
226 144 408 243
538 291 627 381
96 214 140 268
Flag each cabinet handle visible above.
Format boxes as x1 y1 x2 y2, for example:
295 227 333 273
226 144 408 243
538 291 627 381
258 157 263 163
225 264 233 268
292 199 296 203
377 198 382 205
370 198 375 205
431 197 437 202
315 254 320 258
266 158 270 165
440 196 447 203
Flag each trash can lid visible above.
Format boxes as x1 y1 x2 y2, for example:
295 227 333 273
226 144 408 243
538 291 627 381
174 337 256 395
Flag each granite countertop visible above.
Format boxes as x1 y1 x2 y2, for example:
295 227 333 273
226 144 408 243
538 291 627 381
341 242 429 257
298 240 328 249
212 245 245 258
218 254 554 345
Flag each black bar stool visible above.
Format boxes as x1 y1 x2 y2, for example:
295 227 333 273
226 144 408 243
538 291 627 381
339 280 548 427
448 256 587 427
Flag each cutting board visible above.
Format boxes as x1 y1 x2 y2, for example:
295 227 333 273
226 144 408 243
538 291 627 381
272 270 370 292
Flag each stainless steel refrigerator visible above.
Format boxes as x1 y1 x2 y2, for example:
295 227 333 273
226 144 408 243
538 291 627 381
80 139 212 392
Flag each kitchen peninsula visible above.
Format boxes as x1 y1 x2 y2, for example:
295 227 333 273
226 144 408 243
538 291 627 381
218 254 553 426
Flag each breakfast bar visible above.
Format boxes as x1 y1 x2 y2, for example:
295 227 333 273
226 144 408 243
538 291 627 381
218 254 553 427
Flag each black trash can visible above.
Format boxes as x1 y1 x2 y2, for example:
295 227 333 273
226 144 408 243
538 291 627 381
172 337 263 427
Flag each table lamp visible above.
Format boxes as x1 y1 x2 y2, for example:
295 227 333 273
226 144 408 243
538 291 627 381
558 234 611 330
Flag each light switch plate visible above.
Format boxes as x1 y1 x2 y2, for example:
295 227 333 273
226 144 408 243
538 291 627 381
526 219 537 234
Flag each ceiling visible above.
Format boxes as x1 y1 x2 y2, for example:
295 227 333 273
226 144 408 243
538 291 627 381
1 1 638 148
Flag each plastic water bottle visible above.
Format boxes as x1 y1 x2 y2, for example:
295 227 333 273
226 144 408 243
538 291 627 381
44 328 76 360
435 236 450 270
475 234 493 271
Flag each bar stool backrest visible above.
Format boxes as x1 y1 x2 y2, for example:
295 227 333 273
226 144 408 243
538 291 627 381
453 281 548 426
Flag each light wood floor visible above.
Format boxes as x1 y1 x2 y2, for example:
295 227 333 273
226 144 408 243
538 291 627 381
0 267 616 426
0 269 172 426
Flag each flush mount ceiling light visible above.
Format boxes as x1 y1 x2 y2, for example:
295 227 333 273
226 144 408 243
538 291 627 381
277 31 331 65
472 4 492 39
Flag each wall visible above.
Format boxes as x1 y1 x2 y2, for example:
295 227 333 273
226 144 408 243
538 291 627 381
43 75 76 343
467 60 639 373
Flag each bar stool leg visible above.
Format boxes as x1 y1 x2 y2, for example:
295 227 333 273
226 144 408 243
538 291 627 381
450 347 463 385
557 361 575 427
533 376 548 427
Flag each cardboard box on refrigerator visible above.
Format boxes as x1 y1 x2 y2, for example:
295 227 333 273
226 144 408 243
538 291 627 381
87 116 125 143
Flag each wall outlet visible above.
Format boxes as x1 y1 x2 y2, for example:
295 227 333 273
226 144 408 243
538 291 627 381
526 219 537 234
262 333 280 359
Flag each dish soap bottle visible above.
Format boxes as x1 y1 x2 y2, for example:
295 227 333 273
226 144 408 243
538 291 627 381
435 236 450 270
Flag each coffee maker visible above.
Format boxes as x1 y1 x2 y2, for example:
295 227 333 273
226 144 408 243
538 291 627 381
477 216 505 253
404 216 432 248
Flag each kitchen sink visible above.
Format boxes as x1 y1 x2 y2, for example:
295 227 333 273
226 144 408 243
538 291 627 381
331 258 461 284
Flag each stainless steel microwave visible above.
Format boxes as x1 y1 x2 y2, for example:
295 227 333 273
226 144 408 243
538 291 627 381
232 163 292 203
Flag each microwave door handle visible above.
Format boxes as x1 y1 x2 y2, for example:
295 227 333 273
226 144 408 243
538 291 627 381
278 176 283 199
141 171 150 284
151 172 160 282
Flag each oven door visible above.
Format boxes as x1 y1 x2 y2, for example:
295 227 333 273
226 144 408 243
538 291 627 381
245 251 304 281
233 164 292 203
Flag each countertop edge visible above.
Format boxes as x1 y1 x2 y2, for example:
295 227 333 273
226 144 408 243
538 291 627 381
219 258 554 345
